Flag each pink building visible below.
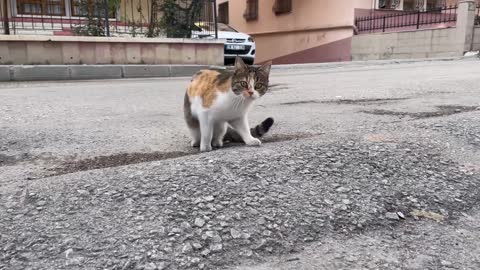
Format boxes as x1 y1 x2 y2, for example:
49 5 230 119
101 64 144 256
217 0 473 64
216 0 372 64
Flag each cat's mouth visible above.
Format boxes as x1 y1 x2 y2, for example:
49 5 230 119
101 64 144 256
243 90 259 99
243 90 253 97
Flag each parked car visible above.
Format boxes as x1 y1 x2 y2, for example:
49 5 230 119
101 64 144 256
193 22 256 65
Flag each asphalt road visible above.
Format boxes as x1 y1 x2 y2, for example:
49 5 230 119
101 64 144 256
1 59 480 270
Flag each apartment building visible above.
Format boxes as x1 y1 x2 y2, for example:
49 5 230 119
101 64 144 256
217 0 474 64
216 0 371 64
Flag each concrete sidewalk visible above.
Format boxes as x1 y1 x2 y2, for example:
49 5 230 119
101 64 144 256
0 56 476 82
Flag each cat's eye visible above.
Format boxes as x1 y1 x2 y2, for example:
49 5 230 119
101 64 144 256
240 82 248 88
255 83 265 90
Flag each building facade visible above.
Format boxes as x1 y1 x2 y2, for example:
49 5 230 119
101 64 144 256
216 0 372 64
217 0 475 64
0 0 217 37
372 0 460 11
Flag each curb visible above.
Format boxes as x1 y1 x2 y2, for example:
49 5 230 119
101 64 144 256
0 64 218 82
271 56 477 71
0 56 477 82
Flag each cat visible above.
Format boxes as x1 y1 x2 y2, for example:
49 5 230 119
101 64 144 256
184 56 273 152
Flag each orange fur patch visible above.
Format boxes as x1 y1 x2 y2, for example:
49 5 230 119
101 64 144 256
187 70 231 108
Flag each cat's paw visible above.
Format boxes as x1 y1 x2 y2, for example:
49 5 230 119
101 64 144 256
200 144 212 152
212 140 224 148
191 140 200 147
245 138 261 146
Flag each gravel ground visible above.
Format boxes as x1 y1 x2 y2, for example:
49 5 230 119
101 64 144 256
1 59 480 270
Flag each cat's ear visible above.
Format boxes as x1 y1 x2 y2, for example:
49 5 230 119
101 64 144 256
235 56 247 70
259 61 272 74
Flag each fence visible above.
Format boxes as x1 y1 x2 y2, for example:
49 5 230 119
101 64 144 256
0 0 218 38
355 5 458 34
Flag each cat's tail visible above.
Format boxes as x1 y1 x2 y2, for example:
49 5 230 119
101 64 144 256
223 117 275 143
250 117 274 138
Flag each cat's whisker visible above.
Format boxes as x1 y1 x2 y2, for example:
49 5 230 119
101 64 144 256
232 96 239 111
238 97 244 110
234 96 243 111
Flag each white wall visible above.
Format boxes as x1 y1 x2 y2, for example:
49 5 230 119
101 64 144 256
351 28 462 60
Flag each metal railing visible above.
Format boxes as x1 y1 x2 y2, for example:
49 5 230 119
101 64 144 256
0 0 218 38
355 5 458 34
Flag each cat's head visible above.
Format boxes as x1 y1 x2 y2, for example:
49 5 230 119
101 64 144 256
231 56 272 99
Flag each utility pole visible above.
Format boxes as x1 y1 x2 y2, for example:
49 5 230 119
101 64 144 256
2 0 10 35
103 0 110 36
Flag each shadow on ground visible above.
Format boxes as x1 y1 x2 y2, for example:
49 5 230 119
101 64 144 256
47 133 318 177
363 105 479 119
280 97 409 106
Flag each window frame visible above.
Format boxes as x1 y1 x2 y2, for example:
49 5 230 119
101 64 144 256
273 0 291 15
16 0 66 16
218 1 229 24
14 0 117 18
243 0 258 21
377 0 401 9
71 0 115 18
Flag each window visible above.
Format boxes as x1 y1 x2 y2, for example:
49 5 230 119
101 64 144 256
426 0 444 10
71 0 115 18
243 0 258 21
218 2 229 24
17 0 65 15
403 0 416 11
377 0 401 9
16 0 116 17
273 0 291 14
403 0 443 11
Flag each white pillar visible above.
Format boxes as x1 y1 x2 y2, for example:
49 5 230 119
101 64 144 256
456 0 476 53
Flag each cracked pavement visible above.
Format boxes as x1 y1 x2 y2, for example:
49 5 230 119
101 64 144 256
1 59 480 270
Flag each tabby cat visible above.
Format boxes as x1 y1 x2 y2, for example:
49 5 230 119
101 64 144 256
184 56 273 152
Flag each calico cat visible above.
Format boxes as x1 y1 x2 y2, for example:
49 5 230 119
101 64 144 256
184 56 273 152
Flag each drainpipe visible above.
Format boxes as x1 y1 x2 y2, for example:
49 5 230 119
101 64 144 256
213 0 218 39
470 18 476 51
2 0 9 35
103 0 110 37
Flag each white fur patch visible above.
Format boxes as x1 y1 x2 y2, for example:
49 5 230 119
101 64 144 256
191 89 254 122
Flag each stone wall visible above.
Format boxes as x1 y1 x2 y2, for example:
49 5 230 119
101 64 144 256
351 0 477 61
351 27 460 60
0 35 224 65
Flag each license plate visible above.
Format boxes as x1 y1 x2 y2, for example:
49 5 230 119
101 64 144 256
226 44 245 50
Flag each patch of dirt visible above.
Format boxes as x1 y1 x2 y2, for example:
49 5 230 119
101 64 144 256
269 83 290 92
281 97 408 106
324 98 409 105
47 133 317 176
0 154 17 166
262 133 317 143
0 153 33 166
363 105 480 119
280 100 321 105
49 151 193 176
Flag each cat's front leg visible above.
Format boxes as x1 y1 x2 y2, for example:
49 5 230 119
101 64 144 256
229 117 261 146
198 113 214 152
212 122 227 148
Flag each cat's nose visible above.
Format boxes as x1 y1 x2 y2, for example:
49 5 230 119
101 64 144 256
247 90 254 96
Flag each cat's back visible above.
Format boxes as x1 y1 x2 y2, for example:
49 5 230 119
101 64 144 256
187 69 233 108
